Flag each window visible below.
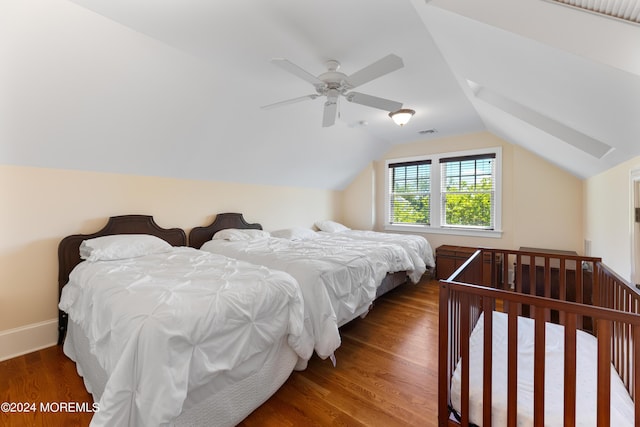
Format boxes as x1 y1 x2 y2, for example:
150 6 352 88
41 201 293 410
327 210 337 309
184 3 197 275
440 154 495 229
385 148 502 238
388 160 431 225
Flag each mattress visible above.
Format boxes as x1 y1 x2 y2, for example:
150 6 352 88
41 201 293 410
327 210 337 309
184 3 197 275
316 230 434 282
59 247 313 426
200 237 413 358
450 311 635 426
65 319 299 427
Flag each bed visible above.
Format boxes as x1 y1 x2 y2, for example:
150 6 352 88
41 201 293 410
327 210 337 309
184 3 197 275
439 248 640 427
57 215 313 427
313 219 435 283
188 213 414 360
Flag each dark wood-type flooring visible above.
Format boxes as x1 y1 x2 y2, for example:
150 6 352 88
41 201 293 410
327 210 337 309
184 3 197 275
0 278 440 426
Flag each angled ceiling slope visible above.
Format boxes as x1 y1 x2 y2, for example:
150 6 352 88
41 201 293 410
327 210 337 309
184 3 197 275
411 0 640 179
2 0 483 190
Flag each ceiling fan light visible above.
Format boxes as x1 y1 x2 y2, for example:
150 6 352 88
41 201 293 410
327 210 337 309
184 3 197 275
389 109 415 126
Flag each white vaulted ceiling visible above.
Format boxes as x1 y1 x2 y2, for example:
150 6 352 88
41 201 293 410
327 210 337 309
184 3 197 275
2 0 639 189
413 0 640 179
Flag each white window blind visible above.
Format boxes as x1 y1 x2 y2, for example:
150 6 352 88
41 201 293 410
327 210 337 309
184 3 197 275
388 160 431 225
439 154 496 230
549 0 640 23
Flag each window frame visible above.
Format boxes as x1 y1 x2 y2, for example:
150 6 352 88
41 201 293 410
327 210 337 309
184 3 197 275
384 147 503 238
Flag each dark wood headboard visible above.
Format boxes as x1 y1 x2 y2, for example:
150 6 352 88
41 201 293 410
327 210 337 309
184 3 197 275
188 213 262 249
57 215 186 345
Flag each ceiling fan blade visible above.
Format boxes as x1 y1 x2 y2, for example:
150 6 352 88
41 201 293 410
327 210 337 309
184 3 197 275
260 94 318 110
322 92 339 127
346 92 402 112
346 54 404 88
271 58 324 87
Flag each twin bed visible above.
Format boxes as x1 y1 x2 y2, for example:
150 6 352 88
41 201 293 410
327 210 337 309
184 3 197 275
58 215 314 426
313 219 434 284
189 213 430 360
58 213 433 426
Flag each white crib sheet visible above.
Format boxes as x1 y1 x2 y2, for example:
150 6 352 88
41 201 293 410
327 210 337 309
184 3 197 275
450 311 635 426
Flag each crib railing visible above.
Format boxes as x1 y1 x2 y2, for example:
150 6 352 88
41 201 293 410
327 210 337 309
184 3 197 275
439 248 640 427
595 263 640 401
482 248 601 327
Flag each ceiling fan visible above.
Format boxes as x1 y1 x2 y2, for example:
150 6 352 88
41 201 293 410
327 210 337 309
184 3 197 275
261 54 405 127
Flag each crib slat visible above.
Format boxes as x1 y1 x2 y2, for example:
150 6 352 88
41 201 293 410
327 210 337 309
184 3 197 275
559 258 567 325
615 288 623 383
597 320 611 427
507 305 518 426
460 293 470 426
453 294 459 374
534 306 546 427
502 251 509 291
564 313 577 427
529 257 536 296
516 254 523 316
438 283 450 427
634 325 640 426
544 258 551 322
592 264 600 308
482 297 493 427
516 254 523 294
625 293 632 390
576 263 583 329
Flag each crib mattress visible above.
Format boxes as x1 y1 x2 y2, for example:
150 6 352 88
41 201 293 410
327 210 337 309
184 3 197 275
450 311 635 426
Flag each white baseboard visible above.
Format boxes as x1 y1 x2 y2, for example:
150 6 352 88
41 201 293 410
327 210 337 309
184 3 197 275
0 319 58 362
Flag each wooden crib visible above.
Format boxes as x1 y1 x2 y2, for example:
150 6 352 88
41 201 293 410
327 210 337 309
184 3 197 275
438 248 640 426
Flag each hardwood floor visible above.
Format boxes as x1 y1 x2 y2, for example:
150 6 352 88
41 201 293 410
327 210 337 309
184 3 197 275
0 344 93 426
0 278 440 426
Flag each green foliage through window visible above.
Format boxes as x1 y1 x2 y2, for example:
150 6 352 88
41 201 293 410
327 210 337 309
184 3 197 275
389 162 430 225
442 179 493 227
441 157 495 229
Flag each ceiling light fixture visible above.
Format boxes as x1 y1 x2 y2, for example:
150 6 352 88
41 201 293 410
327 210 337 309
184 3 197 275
389 109 415 126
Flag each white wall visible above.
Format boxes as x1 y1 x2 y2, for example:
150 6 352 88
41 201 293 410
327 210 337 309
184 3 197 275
584 155 640 281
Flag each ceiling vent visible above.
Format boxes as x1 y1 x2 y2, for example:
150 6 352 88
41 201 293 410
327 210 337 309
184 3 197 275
418 129 438 135
547 0 640 24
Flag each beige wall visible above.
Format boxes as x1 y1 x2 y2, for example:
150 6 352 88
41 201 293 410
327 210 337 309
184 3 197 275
584 155 640 281
339 162 375 230
511 145 584 252
342 131 584 253
0 165 339 359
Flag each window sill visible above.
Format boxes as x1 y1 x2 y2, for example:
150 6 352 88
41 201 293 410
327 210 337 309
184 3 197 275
383 224 503 239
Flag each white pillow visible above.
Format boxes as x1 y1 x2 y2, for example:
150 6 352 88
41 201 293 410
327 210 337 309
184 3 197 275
271 227 318 241
212 228 270 241
314 220 350 233
80 234 172 262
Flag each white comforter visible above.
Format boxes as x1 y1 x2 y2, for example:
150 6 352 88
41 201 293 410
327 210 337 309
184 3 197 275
200 237 413 359
316 230 434 282
319 230 436 283
59 247 313 427
451 311 635 426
